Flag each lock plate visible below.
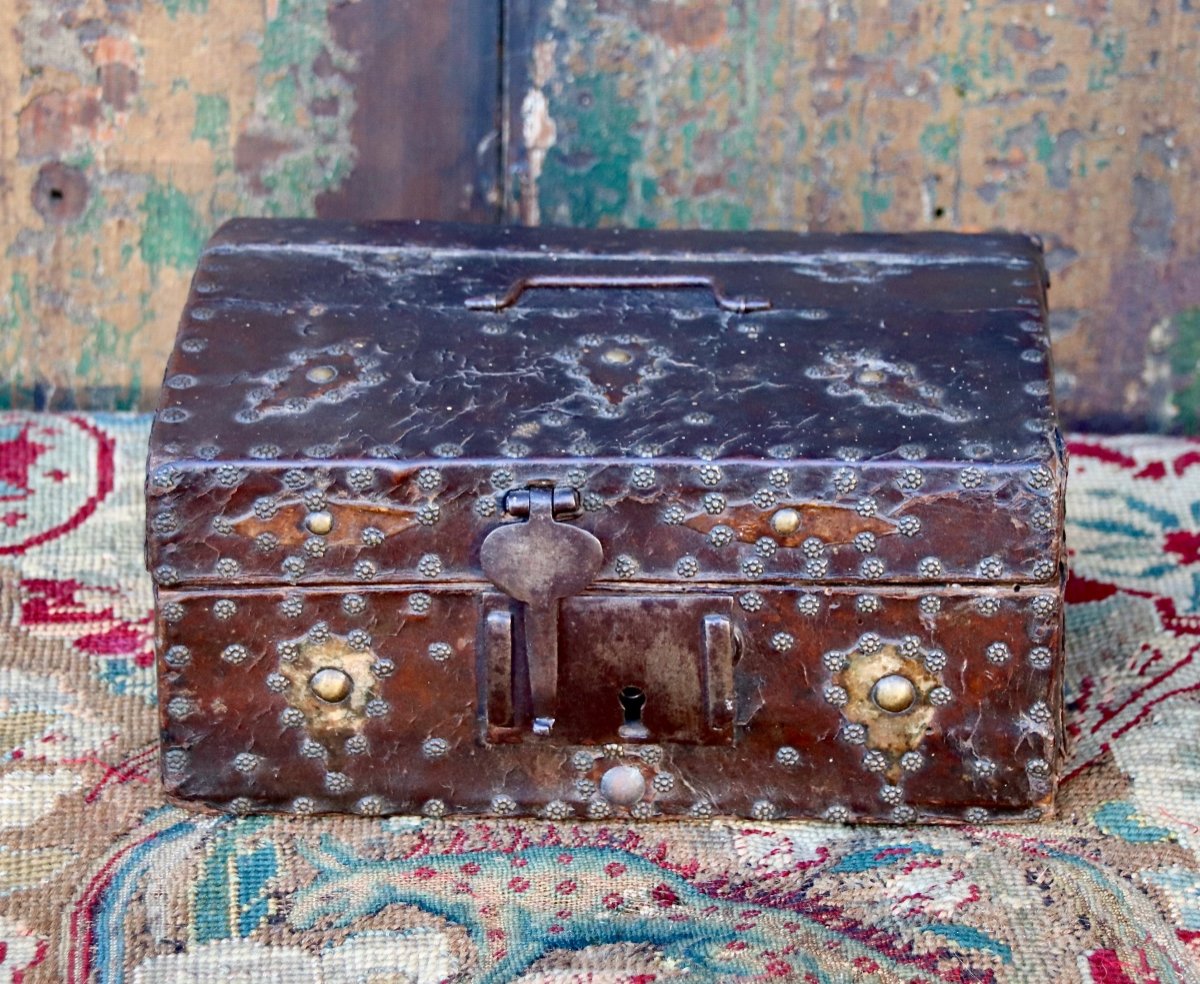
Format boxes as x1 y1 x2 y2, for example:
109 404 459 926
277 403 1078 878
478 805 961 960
479 592 737 746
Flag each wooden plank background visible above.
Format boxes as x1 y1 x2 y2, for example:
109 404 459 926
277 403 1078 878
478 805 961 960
0 0 501 411
1 0 1197 432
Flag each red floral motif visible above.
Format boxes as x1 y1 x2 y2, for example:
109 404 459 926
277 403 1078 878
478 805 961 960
0 423 48 500
651 883 679 907
1086 948 1136 984
19 578 153 664
0 415 114 555
1164 530 1200 566
1069 439 1200 480
1066 575 1121 605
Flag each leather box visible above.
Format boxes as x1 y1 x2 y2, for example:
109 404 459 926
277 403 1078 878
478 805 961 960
147 220 1066 823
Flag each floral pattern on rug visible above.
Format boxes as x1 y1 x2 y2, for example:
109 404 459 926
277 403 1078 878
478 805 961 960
1 413 1199 982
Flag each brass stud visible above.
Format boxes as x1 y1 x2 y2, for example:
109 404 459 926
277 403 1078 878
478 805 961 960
599 765 646 806
771 507 801 536
306 365 337 383
872 673 917 713
601 347 633 365
310 667 352 703
305 510 334 535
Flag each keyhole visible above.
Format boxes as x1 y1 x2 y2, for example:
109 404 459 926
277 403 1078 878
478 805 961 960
618 685 650 740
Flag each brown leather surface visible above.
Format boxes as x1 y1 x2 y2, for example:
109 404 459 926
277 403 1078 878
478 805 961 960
149 221 1065 822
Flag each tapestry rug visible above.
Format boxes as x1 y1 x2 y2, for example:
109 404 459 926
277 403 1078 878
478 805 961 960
0 413 1198 982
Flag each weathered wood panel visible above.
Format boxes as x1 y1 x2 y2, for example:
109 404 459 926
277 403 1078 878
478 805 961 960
318 0 500 220
0 0 499 411
505 0 1200 432
3 0 1197 430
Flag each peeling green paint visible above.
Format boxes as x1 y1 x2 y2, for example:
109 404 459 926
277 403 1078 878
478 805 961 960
1088 31 1126 91
1033 116 1055 166
0 273 31 334
260 0 330 75
1169 307 1200 433
139 182 206 275
539 72 642 226
260 155 352 217
76 320 119 381
1 271 31 399
266 74 298 126
65 148 95 170
193 93 230 148
164 0 210 17
76 318 143 410
920 122 960 164
859 177 893 231
943 16 1015 100
74 184 107 235
218 0 358 219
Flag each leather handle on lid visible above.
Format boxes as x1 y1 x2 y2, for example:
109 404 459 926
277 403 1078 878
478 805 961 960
465 274 771 313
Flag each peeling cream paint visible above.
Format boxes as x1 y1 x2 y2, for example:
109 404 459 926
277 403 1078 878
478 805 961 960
520 38 560 226
521 88 557 226
0 0 356 409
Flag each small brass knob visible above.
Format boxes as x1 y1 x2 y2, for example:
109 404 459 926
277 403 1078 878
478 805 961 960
872 673 916 713
771 507 801 536
310 667 352 703
306 365 338 383
305 510 334 535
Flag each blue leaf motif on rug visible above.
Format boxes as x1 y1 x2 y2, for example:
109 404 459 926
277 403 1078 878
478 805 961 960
1094 801 1175 844
827 842 941 873
193 817 278 943
291 838 769 982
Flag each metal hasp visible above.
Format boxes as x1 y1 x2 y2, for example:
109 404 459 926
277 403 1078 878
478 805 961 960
479 485 603 735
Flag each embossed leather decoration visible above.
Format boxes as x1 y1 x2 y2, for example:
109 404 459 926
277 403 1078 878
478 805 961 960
147 221 1066 823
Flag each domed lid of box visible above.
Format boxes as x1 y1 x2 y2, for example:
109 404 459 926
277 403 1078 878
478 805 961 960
146 220 1064 589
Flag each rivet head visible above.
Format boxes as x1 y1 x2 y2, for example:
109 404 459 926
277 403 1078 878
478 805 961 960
872 673 917 713
599 765 646 806
306 365 337 383
601 347 633 365
305 510 334 535
771 507 801 535
310 667 352 703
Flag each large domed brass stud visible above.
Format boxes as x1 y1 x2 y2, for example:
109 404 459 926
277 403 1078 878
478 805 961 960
310 667 352 703
872 673 917 713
